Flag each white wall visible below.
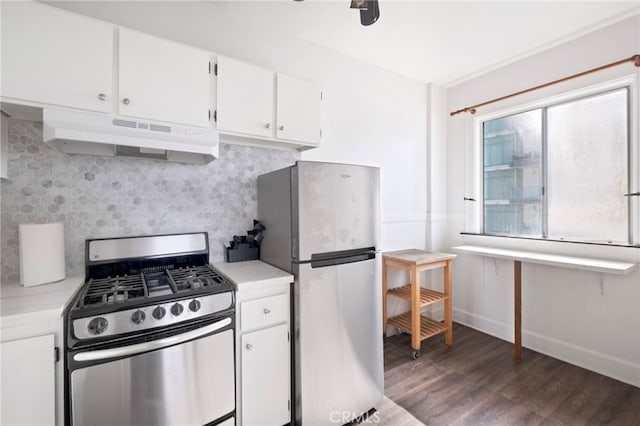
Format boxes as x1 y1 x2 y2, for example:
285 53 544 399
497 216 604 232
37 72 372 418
445 15 640 387
48 0 429 256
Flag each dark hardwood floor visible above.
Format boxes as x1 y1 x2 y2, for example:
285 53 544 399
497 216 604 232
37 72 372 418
383 323 640 426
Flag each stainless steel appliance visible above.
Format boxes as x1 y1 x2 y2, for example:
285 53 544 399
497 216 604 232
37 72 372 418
258 161 383 425
65 232 236 426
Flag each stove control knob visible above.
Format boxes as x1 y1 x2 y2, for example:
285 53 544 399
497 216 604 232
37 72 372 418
189 299 201 312
131 310 146 325
88 317 108 335
152 306 166 320
171 303 184 316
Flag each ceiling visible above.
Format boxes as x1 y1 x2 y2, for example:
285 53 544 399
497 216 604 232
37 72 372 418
208 0 640 85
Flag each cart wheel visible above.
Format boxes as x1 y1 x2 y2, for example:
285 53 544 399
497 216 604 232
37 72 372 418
411 350 422 360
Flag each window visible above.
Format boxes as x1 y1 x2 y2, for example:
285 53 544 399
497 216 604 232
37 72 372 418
481 87 632 245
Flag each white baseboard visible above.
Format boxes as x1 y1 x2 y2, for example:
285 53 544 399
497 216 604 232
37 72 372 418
453 308 640 388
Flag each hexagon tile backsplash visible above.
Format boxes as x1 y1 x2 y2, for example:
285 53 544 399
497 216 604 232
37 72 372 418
1 119 299 283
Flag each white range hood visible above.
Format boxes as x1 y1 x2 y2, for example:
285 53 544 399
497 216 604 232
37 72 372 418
43 109 219 164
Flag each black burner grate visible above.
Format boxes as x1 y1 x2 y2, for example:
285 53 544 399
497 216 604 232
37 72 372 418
82 274 147 307
79 265 232 308
169 265 227 292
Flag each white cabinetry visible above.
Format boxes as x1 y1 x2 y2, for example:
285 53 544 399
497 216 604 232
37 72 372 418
216 56 274 138
215 56 321 149
212 261 293 426
1 1 113 113
1 277 84 426
239 291 291 426
242 323 290 425
1 2 210 128
118 29 211 127
1 334 55 426
276 74 322 145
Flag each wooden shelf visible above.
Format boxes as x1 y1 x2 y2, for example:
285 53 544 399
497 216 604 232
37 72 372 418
387 285 447 307
382 249 455 354
388 312 447 341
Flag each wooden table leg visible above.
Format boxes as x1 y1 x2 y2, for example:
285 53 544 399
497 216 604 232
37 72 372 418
411 265 420 351
514 260 522 363
444 260 453 346
382 258 388 333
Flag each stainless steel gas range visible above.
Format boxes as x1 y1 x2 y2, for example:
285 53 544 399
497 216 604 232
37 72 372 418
65 232 236 426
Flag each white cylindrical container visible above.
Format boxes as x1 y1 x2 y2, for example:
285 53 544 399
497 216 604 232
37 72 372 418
19 222 66 287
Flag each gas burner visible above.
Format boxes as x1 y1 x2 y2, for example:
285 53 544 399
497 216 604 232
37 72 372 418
72 232 234 342
108 292 128 303
78 265 231 309
169 266 227 292
187 277 212 290
82 275 146 307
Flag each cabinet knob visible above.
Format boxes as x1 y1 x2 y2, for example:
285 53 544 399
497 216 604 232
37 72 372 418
264 123 271 129
246 343 253 351
98 93 107 101
122 98 131 105
263 308 271 314
278 125 285 131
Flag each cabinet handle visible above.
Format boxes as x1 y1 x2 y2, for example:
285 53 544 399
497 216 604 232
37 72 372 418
98 93 107 101
263 308 271 314
246 343 253 351
122 98 131 105
278 125 285 131
264 123 271 129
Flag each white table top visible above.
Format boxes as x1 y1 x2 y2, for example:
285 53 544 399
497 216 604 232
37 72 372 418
383 249 457 265
453 245 637 275
0 275 84 328
212 260 293 291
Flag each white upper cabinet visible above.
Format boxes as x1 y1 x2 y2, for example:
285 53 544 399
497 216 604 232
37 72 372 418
216 56 274 138
216 56 322 149
276 74 322 145
1 2 113 113
118 29 211 127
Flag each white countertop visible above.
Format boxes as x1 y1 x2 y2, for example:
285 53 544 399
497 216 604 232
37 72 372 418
212 260 293 290
0 275 84 328
453 245 637 275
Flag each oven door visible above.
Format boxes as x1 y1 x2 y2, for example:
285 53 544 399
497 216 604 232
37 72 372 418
69 316 235 426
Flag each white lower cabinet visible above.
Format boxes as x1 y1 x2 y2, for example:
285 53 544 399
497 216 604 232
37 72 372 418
213 260 293 426
237 289 291 426
0 334 55 426
241 324 291 426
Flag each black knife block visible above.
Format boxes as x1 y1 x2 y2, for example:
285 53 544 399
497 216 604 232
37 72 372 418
225 243 259 263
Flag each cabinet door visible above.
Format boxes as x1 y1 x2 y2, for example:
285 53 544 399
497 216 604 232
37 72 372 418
1 2 113 112
1 334 55 426
216 56 274 138
241 324 290 426
276 74 321 145
119 28 211 127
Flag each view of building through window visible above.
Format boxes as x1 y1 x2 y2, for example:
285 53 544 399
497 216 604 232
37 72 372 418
482 88 629 244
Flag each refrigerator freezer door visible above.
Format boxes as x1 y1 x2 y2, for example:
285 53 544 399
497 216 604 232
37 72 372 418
294 162 380 261
294 257 383 425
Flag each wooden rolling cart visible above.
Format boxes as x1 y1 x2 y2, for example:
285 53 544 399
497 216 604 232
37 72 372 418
382 249 456 359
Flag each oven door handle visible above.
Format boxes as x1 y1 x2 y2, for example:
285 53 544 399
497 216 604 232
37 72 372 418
73 317 232 362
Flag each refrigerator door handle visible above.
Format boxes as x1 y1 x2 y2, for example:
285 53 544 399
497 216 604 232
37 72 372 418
308 249 376 268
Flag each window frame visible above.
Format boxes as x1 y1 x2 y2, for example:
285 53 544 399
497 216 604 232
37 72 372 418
468 75 639 247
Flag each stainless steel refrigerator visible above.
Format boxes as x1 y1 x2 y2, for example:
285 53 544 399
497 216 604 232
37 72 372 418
258 161 384 426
